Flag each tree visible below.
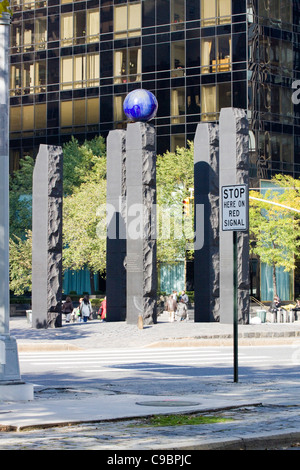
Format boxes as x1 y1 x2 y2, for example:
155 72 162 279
9 155 34 238
62 136 106 195
249 180 300 297
62 160 107 276
9 230 32 295
156 142 194 263
9 136 107 295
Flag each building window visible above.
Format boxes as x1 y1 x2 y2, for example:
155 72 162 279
259 37 293 77
114 94 126 123
201 0 231 27
260 84 293 123
201 35 231 74
10 60 46 96
10 106 21 132
61 10 99 47
11 20 22 53
35 18 47 50
201 83 231 121
114 2 141 39
23 19 34 51
9 104 46 132
87 98 100 124
171 41 185 77
171 0 185 31
60 98 99 129
171 87 185 123
60 101 73 128
87 9 100 43
22 17 47 52
171 134 185 152
114 48 141 84
60 54 99 90
258 0 292 30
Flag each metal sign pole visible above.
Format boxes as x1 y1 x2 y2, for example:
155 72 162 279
221 183 249 384
233 230 238 383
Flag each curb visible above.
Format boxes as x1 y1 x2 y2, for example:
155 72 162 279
15 334 300 352
17 343 82 352
174 430 300 450
146 337 300 348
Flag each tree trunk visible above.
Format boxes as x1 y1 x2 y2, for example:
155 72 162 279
272 263 277 297
89 271 95 295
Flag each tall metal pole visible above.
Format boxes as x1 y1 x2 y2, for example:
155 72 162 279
0 12 10 338
233 230 238 383
0 12 33 399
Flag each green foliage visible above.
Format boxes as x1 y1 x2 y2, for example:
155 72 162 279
62 175 107 274
9 155 34 238
0 0 11 17
9 230 32 295
62 136 106 195
9 136 107 294
249 177 300 294
141 414 232 427
156 142 194 263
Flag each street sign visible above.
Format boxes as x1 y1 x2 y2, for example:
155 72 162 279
221 184 248 232
221 183 249 383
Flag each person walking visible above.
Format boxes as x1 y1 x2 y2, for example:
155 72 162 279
80 295 92 322
180 290 189 305
175 298 188 321
62 296 73 323
166 294 177 322
98 297 107 321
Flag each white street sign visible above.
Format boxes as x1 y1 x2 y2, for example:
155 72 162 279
221 184 248 231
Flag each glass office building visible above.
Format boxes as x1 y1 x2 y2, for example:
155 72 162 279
9 0 299 176
8 0 300 298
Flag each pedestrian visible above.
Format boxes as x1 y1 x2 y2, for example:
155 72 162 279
292 299 300 321
80 295 92 322
166 294 177 322
98 296 107 322
75 298 84 322
175 298 188 321
172 290 178 301
180 290 189 305
270 294 281 314
62 296 73 323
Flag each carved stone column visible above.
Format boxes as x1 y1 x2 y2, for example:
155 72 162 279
219 108 250 324
32 145 63 328
126 123 157 325
194 123 219 322
106 130 127 321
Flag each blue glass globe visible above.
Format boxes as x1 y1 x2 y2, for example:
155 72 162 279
123 89 158 122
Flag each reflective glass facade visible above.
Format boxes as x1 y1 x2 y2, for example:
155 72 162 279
8 0 300 186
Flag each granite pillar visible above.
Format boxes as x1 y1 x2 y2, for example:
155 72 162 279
32 144 63 329
106 130 127 321
126 123 157 325
219 108 250 324
194 123 219 322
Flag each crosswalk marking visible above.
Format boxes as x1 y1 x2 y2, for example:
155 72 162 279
19 347 286 373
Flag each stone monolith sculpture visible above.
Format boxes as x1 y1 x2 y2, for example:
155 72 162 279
32 145 63 328
194 123 219 322
219 108 250 324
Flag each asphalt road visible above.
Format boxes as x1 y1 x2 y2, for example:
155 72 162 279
18 343 300 391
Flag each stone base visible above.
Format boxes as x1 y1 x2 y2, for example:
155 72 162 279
0 382 34 402
0 335 21 382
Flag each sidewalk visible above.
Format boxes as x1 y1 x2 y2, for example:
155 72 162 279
0 314 300 450
10 312 300 351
